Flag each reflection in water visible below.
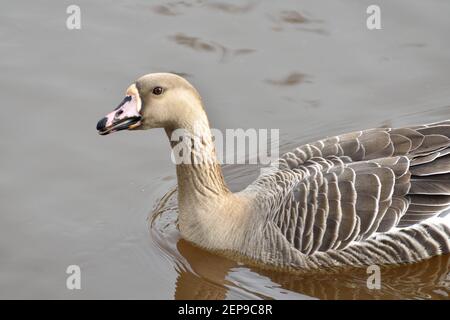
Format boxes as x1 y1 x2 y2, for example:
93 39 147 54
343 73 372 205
151 5 179 16
168 33 256 62
150 167 450 300
177 240 450 300
206 2 257 14
170 33 217 52
303 99 320 109
151 1 257 16
168 71 192 79
268 10 327 34
265 72 310 86
279 10 309 24
260 255 450 299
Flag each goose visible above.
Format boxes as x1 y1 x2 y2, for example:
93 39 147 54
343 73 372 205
96 73 450 271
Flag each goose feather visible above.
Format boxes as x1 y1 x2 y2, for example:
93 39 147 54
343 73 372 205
242 120 450 270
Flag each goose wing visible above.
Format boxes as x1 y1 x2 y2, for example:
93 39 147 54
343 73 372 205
251 120 450 257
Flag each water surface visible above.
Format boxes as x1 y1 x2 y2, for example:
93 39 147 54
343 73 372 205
1 0 450 299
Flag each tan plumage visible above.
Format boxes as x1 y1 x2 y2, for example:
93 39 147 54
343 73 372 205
98 73 450 271
242 121 450 270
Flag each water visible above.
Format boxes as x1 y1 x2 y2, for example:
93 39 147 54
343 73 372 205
1 0 450 299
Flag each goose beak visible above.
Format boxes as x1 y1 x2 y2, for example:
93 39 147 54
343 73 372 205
97 95 142 135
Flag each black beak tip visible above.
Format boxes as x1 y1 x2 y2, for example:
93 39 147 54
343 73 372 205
96 117 107 131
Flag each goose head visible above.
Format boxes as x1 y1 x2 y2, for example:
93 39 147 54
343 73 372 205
96 73 203 135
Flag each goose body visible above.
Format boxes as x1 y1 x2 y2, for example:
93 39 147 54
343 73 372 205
97 73 450 271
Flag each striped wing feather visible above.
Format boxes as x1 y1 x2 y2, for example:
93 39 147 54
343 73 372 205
269 121 450 256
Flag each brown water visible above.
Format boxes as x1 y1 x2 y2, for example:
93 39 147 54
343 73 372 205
1 0 450 299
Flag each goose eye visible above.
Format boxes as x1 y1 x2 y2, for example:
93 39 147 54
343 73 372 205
152 87 164 95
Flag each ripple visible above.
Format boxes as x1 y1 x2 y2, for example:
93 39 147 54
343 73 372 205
268 10 327 34
206 2 257 14
151 1 256 17
151 5 179 16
